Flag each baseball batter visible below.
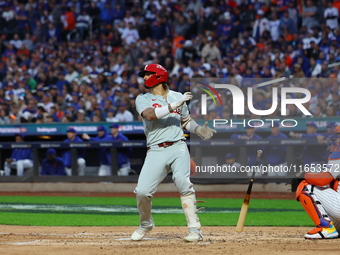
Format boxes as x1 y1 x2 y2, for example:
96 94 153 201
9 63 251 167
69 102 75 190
293 125 340 239
131 63 216 242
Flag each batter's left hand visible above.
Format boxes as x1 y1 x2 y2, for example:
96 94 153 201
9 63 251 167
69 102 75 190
196 121 217 141
170 92 193 111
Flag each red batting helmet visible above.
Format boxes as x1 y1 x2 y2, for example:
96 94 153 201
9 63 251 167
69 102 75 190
138 64 168 88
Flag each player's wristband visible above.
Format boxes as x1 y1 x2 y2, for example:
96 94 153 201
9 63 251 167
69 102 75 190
155 107 171 119
170 102 180 111
184 118 200 133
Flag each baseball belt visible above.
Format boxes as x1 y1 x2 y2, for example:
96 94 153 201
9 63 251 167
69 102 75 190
147 139 186 150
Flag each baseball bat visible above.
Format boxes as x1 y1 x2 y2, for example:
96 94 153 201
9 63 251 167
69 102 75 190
236 149 263 233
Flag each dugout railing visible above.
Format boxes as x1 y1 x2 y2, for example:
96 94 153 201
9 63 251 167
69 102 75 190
0 138 327 184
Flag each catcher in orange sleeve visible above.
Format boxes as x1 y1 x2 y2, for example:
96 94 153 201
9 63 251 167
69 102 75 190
290 125 340 239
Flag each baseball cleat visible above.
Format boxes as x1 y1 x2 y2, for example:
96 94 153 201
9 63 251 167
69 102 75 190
183 230 204 242
304 223 339 239
131 224 154 241
131 228 148 241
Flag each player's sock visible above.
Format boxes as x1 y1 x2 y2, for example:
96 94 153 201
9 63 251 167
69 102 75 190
319 218 331 228
181 193 205 242
180 193 202 230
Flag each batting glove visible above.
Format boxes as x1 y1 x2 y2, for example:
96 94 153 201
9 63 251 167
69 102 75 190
196 121 217 141
170 92 193 111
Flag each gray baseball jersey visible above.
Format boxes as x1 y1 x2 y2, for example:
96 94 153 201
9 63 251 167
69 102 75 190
136 90 189 146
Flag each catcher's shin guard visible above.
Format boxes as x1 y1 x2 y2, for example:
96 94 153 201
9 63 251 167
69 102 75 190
297 185 331 228
180 194 203 230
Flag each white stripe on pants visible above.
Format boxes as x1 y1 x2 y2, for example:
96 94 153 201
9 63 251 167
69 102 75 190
98 165 111 176
4 159 33 176
98 163 131 176
65 158 86 176
118 163 131 176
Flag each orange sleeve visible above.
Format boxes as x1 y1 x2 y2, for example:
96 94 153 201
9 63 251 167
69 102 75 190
305 172 334 186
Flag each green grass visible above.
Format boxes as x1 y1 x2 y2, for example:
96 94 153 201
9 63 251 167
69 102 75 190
0 196 300 208
0 196 313 227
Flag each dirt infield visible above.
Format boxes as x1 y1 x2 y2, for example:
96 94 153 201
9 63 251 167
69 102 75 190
1 225 339 255
0 191 328 254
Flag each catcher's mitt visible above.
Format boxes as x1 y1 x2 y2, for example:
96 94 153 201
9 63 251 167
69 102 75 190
287 171 305 192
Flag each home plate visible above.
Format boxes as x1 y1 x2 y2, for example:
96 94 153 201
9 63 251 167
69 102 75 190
196 242 211 245
116 238 161 241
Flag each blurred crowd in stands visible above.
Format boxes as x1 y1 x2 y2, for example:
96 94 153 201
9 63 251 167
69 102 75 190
0 0 340 125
